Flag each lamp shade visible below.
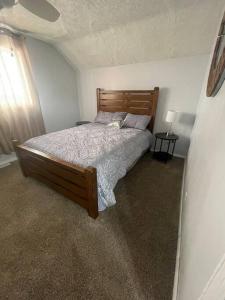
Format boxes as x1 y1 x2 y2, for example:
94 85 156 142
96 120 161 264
165 110 177 123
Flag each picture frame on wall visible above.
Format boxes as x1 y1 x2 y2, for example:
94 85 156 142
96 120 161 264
207 12 225 97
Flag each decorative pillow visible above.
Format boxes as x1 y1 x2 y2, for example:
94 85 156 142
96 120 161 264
94 111 114 124
122 113 151 130
107 120 122 128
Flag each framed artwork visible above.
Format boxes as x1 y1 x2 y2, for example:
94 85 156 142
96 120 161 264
207 12 225 97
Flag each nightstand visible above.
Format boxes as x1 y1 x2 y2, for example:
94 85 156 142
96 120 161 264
75 121 91 126
153 132 179 163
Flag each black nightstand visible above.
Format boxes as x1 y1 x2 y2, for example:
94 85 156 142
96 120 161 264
153 132 179 162
76 121 91 126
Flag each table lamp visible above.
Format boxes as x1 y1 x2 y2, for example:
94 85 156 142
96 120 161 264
165 110 177 136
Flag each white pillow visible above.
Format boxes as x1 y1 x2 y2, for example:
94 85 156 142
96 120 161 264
107 120 122 128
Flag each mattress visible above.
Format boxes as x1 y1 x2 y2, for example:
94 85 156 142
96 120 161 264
25 123 152 211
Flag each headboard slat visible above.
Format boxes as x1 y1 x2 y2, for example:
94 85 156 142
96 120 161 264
96 87 159 132
100 94 126 100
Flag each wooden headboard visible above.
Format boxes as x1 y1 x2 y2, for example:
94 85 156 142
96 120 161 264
96 87 159 132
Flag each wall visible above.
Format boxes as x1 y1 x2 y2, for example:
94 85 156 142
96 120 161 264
177 12 225 300
26 37 80 133
77 55 208 157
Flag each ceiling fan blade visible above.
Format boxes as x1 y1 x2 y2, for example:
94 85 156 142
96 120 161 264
19 0 60 22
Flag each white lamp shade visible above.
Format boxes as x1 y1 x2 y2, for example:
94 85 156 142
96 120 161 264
165 110 177 123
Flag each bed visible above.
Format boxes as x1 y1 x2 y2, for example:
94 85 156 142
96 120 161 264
13 87 159 218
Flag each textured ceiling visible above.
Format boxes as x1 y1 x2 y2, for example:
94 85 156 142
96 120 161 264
0 0 224 69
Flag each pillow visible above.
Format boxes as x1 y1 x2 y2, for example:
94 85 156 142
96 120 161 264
94 111 114 124
107 120 122 128
112 112 127 121
94 111 127 124
122 113 151 130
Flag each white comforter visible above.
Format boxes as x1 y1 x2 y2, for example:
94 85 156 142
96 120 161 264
25 123 152 210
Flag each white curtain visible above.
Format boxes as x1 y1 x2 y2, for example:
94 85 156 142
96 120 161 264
0 34 45 154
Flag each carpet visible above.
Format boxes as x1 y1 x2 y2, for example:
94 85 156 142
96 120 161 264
0 153 184 300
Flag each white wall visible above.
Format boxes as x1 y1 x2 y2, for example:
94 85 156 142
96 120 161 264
77 55 208 157
26 37 80 133
177 12 225 300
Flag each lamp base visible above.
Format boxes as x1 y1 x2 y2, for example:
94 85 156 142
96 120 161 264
166 131 174 136
166 122 174 136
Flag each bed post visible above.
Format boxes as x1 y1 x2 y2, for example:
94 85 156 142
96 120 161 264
12 140 28 177
149 87 159 132
96 88 101 112
85 167 98 219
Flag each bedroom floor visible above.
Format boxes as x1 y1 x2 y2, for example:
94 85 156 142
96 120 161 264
0 153 184 300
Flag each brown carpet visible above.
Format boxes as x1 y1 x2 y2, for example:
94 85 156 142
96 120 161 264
0 153 183 300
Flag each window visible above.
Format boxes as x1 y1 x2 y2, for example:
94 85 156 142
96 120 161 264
0 47 31 107
0 34 45 154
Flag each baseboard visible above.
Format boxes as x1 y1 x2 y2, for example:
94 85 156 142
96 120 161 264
172 158 187 300
150 149 186 159
198 253 225 300
0 162 11 168
173 153 186 159
0 153 17 168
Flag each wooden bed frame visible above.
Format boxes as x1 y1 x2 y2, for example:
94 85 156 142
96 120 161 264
13 87 159 219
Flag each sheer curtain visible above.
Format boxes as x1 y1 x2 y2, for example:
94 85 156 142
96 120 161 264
0 33 45 154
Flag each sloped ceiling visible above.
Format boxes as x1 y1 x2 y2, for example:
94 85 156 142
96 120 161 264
0 0 224 69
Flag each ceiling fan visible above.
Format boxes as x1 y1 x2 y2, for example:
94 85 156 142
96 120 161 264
0 0 60 22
